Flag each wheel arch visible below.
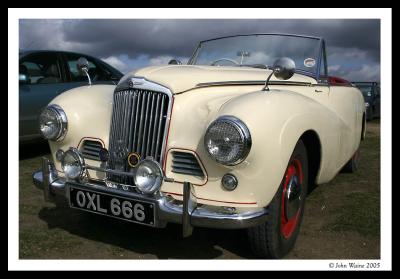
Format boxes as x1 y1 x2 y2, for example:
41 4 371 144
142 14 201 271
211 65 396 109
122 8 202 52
299 130 322 191
361 112 366 141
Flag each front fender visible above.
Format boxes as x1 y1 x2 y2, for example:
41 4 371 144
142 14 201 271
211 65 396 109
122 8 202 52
216 89 342 205
48 84 116 172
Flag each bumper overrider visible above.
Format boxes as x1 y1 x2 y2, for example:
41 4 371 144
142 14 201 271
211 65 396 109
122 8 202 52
33 157 268 237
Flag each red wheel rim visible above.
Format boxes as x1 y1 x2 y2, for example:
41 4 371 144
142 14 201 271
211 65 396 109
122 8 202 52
280 158 303 239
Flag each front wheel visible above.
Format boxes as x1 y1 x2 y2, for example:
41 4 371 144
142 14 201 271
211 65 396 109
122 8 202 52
247 140 308 258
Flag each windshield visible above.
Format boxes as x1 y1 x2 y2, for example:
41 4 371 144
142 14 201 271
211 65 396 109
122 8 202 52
189 34 323 76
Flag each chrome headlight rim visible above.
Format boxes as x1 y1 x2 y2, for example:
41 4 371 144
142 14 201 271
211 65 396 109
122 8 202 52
134 159 164 194
39 104 68 141
204 115 252 166
61 147 85 180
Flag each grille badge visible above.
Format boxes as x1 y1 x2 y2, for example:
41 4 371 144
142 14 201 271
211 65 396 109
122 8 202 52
128 78 144 88
127 152 141 168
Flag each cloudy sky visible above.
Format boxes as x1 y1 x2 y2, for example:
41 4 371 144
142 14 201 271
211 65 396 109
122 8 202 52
19 19 380 82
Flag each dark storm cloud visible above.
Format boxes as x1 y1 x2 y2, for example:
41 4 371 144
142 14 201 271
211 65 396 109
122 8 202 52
20 19 380 60
19 18 380 81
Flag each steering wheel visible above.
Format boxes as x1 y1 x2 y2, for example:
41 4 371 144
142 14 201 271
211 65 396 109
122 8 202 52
210 58 239 66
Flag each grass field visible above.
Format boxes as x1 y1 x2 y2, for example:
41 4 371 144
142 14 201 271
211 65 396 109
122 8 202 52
19 120 380 259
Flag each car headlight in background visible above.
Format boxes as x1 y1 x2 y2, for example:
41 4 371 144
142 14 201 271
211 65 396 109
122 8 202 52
61 148 85 180
204 116 252 166
365 102 370 107
39 104 68 141
134 159 163 194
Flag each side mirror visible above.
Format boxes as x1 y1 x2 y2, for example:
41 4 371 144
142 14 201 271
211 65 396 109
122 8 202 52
263 57 296 91
19 73 29 84
77 57 89 72
272 57 296 80
76 57 91 85
168 59 182 65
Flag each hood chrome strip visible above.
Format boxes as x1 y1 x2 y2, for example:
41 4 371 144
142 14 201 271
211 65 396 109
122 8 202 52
195 80 312 88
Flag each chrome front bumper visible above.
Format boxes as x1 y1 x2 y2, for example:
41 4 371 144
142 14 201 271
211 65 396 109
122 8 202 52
33 158 268 236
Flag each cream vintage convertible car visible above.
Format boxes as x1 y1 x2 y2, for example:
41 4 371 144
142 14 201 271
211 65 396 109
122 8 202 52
33 34 365 258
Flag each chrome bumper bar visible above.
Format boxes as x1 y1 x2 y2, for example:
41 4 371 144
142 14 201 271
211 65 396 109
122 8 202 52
33 158 268 236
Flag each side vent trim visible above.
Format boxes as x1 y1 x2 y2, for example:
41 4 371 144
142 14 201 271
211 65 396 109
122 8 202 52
171 151 205 178
80 140 103 161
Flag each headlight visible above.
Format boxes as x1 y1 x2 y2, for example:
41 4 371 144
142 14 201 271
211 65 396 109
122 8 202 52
365 102 370 107
204 116 252 165
134 159 163 194
39 104 68 141
61 148 85 180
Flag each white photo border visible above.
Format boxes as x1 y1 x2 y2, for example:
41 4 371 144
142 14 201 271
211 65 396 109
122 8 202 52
8 8 392 271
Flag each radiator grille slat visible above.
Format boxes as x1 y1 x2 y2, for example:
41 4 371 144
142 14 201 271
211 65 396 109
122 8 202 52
145 94 156 158
127 91 137 150
141 93 151 157
155 95 166 162
150 94 161 159
107 88 170 185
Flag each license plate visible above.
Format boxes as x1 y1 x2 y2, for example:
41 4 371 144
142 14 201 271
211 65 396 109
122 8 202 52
69 186 155 226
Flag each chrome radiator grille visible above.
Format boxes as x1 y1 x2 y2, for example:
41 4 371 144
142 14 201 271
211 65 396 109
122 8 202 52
107 87 171 184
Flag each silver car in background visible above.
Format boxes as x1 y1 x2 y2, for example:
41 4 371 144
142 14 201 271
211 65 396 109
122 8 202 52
19 50 123 143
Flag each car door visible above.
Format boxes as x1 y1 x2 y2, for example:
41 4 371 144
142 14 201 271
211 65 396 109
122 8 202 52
62 53 120 89
19 52 70 141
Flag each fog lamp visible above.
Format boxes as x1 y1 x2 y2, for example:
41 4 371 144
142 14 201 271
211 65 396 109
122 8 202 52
61 147 85 180
134 159 163 194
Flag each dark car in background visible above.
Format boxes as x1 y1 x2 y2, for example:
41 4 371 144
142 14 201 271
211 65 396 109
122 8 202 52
19 50 123 143
352 82 380 121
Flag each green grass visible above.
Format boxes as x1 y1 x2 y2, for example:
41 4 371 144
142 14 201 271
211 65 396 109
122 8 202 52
324 192 380 237
322 122 380 238
19 227 84 258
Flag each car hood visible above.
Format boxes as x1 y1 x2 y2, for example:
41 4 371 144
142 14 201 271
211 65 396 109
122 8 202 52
122 65 317 94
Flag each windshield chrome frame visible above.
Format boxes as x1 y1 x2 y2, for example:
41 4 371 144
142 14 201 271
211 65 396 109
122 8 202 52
187 33 326 82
